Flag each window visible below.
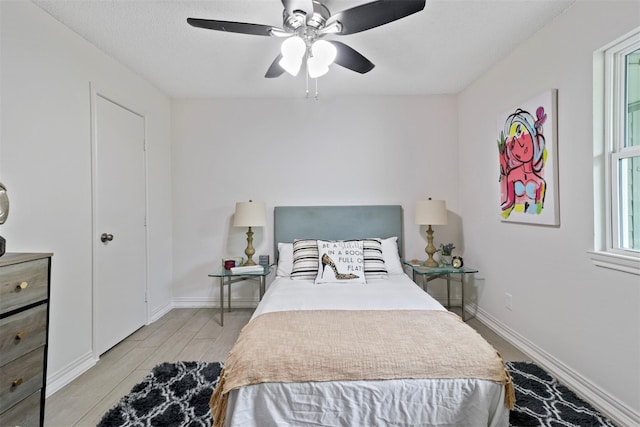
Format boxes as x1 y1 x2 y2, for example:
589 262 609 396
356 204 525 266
612 41 640 253
592 28 640 274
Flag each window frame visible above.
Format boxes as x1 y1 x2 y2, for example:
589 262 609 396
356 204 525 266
591 28 640 275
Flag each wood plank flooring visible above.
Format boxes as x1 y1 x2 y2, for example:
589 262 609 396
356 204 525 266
44 307 527 427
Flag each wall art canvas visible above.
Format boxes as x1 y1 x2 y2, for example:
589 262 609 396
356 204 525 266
497 89 559 225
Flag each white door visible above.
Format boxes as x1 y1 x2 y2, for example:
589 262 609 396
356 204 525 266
93 93 147 356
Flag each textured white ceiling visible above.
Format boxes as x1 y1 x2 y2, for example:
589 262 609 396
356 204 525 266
30 0 576 98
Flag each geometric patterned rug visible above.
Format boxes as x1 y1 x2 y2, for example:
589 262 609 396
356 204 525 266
97 361 222 427
506 361 617 426
97 360 617 427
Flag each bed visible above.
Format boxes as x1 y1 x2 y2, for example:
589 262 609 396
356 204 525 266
211 205 513 427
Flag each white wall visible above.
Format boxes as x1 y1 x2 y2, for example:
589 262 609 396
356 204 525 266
171 96 461 304
458 1 640 424
0 1 173 391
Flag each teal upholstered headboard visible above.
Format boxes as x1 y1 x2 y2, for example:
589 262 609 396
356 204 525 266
273 205 403 261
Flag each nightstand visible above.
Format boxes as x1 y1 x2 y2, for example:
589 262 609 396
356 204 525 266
404 262 478 321
208 266 271 326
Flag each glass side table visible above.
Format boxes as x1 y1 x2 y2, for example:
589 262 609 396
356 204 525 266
404 263 478 321
208 266 271 326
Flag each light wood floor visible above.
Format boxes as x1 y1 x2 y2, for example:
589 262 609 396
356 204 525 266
44 307 528 427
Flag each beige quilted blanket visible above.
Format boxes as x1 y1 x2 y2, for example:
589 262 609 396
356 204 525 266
211 310 514 426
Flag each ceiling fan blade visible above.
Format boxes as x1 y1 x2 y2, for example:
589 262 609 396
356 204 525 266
187 18 279 37
327 0 426 35
328 41 375 74
281 0 314 16
265 54 286 78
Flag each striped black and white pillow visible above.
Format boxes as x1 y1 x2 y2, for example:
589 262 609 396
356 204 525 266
291 238 388 280
290 239 319 280
363 238 388 279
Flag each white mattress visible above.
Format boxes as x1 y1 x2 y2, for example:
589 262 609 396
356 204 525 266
225 274 509 427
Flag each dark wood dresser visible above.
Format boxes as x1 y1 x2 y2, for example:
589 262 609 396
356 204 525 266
0 253 52 427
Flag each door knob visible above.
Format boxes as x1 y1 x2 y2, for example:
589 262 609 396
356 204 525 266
100 233 114 243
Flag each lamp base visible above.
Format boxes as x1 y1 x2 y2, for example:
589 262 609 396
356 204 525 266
243 227 256 266
424 225 438 267
423 257 438 268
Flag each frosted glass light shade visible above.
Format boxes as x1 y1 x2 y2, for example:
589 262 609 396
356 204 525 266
279 57 302 76
279 36 306 76
415 199 447 225
307 56 329 78
308 40 336 78
311 40 336 65
233 201 266 227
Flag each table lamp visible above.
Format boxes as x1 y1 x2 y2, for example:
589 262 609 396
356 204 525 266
233 200 266 266
415 198 448 267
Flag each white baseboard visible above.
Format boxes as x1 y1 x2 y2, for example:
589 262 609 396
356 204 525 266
469 303 640 427
46 350 97 397
149 301 173 323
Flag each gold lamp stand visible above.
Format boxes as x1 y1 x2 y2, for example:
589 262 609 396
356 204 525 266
424 225 438 267
243 226 256 266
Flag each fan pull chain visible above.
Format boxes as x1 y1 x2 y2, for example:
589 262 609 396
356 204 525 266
305 62 310 99
302 61 319 100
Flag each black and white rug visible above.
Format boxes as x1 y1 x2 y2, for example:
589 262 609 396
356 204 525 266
507 361 616 426
98 361 222 427
98 360 616 427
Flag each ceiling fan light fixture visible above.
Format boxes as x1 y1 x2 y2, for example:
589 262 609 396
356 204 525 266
307 56 330 78
307 39 336 78
279 36 306 75
281 35 306 57
279 57 303 76
311 40 336 65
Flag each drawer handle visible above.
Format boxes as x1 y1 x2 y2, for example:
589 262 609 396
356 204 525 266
15 332 26 340
11 378 23 388
16 281 28 290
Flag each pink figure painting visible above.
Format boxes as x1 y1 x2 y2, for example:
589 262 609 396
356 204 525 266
498 106 547 219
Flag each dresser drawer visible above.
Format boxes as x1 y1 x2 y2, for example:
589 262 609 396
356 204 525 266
0 347 45 414
0 389 41 427
0 303 48 367
0 258 49 316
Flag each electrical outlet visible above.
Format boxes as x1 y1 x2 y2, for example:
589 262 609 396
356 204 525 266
504 293 513 311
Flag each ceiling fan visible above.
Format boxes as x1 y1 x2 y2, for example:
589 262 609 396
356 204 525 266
187 0 426 79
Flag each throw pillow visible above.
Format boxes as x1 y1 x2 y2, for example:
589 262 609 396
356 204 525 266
363 238 388 279
315 240 366 284
276 242 294 277
290 239 319 280
381 236 405 275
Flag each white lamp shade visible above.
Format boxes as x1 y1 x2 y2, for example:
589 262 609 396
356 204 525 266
415 199 448 225
233 201 266 227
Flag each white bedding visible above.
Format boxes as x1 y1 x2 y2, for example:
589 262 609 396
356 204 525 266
225 274 509 427
251 273 445 319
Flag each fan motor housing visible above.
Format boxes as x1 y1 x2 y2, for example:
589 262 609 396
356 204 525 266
283 0 330 32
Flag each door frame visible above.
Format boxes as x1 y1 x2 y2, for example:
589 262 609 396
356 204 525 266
89 82 149 359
